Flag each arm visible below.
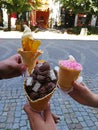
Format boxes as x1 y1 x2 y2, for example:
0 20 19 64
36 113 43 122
0 54 26 79
69 81 98 108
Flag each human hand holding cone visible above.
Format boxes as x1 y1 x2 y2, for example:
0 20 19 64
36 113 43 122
58 55 83 92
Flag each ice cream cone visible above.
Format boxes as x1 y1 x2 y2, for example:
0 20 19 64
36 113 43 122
58 55 82 91
24 83 56 112
58 65 81 91
18 48 43 74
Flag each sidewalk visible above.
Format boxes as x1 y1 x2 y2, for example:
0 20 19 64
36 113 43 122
0 30 98 40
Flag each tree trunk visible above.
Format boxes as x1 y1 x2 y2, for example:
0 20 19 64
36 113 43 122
8 13 11 31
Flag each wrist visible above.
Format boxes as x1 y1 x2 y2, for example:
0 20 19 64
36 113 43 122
85 88 98 108
0 60 6 79
92 94 98 108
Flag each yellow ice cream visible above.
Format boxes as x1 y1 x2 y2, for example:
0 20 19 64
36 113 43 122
21 25 41 52
18 25 43 75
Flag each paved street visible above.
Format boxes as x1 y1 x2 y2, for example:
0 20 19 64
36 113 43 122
0 36 98 130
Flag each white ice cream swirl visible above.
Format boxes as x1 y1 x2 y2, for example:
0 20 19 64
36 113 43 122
22 25 33 39
68 55 75 61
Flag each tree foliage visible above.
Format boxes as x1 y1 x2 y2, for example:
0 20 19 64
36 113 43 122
0 0 39 14
0 0 40 30
55 0 98 14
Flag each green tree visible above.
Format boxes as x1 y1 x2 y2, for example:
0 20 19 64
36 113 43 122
55 0 98 14
0 0 39 30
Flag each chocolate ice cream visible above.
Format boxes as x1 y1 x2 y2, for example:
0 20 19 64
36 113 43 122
25 62 58 101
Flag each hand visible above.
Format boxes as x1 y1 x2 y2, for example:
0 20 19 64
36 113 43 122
23 103 57 130
69 81 98 107
0 54 27 79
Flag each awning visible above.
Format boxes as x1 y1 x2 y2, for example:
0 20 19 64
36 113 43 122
37 0 49 4
37 4 49 11
37 0 50 11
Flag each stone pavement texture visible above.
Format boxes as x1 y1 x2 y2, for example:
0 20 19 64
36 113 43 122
0 30 98 130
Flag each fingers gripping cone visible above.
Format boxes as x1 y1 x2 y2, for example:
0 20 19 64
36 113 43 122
18 49 43 75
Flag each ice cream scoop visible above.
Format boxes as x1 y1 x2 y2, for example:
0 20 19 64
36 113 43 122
21 25 41 52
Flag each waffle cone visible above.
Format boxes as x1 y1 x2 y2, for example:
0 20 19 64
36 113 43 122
24 83 56 112
18 48 43 74
58 65 81 91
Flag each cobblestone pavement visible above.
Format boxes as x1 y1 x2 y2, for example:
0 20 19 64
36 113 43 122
0 38 98 130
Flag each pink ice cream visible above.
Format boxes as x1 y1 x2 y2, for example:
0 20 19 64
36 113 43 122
59 55 82 71
59 60 82 71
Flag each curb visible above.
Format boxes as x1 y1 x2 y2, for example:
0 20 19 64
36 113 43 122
0 30 98 40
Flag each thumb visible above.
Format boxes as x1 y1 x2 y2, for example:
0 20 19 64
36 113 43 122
17 64 27 73
23 103 43 121
72 81 86 91
44 103 54 123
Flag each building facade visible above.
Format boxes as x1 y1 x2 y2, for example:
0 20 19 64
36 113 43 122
0 0 60 29
0 0 98 29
